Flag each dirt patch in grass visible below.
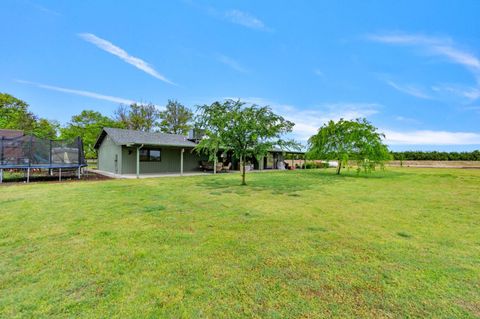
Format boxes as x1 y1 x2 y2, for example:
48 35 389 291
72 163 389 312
0 171 110 185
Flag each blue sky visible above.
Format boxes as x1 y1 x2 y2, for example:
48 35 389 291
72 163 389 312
1 0 480 151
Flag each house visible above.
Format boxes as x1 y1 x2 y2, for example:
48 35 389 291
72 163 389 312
94 127 304 177
0 129 24 138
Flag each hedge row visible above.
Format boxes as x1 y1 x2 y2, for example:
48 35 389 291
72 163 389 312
391 150 480 161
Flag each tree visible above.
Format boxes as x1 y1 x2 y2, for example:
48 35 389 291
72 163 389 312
0 93 59 138
194 101 230 174
308 118 391 174
158 100 193 135
196 99 296 185
33 118 59 139
114 103 158 131
61 110 119 159
0 93 37 132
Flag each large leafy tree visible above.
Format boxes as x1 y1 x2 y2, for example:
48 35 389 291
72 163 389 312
158 100 193 135
1 93 59 138
61 110 119 159
33 118 60 139
308 118 391 174
0 93 37 132
196 99 296 185
114 103 158 131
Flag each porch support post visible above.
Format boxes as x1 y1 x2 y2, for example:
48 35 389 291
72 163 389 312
136 144 144 179
0 168 3 184
180 148 184 176
59 168 62 181
213 155 217 174
27 167 30 183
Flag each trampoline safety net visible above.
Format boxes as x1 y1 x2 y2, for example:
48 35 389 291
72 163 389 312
0 135 87 169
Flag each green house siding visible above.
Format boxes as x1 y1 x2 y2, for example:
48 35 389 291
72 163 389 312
97 135 122 174
120 146 203 174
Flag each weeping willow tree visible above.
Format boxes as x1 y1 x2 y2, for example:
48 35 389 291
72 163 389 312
307 118 391 174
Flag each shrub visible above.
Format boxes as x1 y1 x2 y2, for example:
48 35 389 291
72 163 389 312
305 162 316 169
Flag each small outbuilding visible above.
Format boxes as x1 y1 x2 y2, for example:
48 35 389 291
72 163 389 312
94 128 205 177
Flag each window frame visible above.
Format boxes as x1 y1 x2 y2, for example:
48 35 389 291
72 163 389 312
139 148 162 162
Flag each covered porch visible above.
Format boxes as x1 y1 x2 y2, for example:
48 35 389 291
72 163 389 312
210 149 307 172
122 144 205 178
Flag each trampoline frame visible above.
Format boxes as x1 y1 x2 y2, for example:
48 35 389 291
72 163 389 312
0 135 87 183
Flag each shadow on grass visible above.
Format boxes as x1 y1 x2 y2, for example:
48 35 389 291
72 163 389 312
197 169 401 196
197 169 407 196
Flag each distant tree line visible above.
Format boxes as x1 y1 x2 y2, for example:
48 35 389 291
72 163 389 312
391 151 480 161
4 91 478 181
0 93 193 159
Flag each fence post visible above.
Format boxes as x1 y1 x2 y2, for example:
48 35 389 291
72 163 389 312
29 135 33 166
49 139 52 176
1 136 4 167
27 135 33 183
77 137 81 165
77 137 82 180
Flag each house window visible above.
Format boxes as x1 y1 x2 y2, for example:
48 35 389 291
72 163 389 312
140 148 161 162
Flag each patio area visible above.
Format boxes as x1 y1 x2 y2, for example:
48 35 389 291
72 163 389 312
91 169 213 179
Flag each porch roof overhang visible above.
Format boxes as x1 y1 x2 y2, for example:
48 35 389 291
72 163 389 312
124 143 195 149
269 148 305 155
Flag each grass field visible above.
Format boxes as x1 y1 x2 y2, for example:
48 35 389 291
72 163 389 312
1 168 479 318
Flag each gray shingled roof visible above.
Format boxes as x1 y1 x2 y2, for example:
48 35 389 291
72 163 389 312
0 129 24 138
99 128 197 148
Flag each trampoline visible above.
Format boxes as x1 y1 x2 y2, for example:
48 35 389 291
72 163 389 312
0 135 87 183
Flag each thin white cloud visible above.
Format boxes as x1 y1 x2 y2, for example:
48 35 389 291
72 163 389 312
78 33 175 85
394 116 421 124
184 2 271 31
313 69 325 80
432 84 480 100
367 33 480 100
32 3 61 16
383 129 480 145
203 96 480 146
367 32 480 81
16 80 138 105
464 106 480 112
227 97 380 141
224 9 270 31
386 80 432 99
217 54 249 73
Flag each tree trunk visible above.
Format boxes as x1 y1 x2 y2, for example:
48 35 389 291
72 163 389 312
337 159 342 175
241 156 246 185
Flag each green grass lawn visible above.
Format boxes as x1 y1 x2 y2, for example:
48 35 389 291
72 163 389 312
1 168 479 318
